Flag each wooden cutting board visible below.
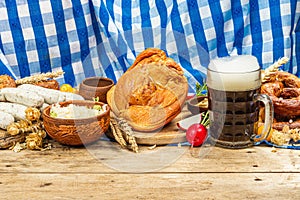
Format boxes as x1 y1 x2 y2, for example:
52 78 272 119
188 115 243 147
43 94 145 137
105 105 193 146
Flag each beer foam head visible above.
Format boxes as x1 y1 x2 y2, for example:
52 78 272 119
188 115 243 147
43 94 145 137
207 55 261 91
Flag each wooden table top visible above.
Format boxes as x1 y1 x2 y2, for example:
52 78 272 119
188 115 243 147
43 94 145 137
1 137 300 200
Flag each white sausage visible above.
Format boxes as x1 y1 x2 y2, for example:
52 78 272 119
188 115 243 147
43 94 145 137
0 102 27 120
18 84 84 104
18 84 63 104
63 92 85 101
0 111 14 129
1 88 44 107
0 90 6 101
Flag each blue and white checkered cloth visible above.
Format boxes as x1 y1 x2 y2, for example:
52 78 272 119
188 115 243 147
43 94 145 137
0 0 299 92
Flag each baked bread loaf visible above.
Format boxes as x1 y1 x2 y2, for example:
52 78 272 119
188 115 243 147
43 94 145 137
0 75 16 89
107 48 188 132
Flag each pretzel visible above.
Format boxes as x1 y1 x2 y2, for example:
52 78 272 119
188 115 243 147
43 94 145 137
0 74 60 90
34 79 60 90
261 71 300 130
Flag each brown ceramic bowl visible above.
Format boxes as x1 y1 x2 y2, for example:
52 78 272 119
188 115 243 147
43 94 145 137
42 100 110 146
187 95 209 115
79 77 114 103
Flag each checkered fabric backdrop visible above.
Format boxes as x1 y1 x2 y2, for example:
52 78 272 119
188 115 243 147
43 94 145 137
0 0 299 92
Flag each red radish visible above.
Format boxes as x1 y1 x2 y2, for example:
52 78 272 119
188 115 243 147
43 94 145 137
185 111 209 147
186 123 208 147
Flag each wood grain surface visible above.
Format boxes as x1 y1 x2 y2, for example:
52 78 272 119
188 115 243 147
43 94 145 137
1 104 300 199
1 139 300 199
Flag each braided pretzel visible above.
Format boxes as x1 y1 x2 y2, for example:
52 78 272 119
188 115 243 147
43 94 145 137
34 79 60 90
261 71 300 130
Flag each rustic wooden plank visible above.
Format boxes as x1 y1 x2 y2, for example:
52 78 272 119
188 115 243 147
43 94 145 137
1 173 300 199
0 140 299 173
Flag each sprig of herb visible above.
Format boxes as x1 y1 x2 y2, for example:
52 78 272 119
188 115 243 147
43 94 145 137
50 111 57 118
93 97 99 102
93 105 102 111
92 97 103 111
200 111 209 127
196 82 207 96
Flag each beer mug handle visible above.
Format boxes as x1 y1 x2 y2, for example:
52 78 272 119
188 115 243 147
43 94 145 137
253 94 274 142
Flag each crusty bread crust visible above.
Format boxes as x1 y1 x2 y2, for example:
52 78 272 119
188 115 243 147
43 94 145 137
34 79 60 90
107 48 188 132
0 75 16 89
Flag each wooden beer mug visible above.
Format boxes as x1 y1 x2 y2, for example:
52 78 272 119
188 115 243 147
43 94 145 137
207 55 273 148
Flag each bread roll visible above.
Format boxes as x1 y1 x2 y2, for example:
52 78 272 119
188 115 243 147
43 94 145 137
0 75 16 89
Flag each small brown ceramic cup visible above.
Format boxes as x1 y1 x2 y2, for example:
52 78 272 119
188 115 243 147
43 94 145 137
79 77 114 103
187 95 208 115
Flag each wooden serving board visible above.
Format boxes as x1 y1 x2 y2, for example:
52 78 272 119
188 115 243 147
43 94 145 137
105 105 192 146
